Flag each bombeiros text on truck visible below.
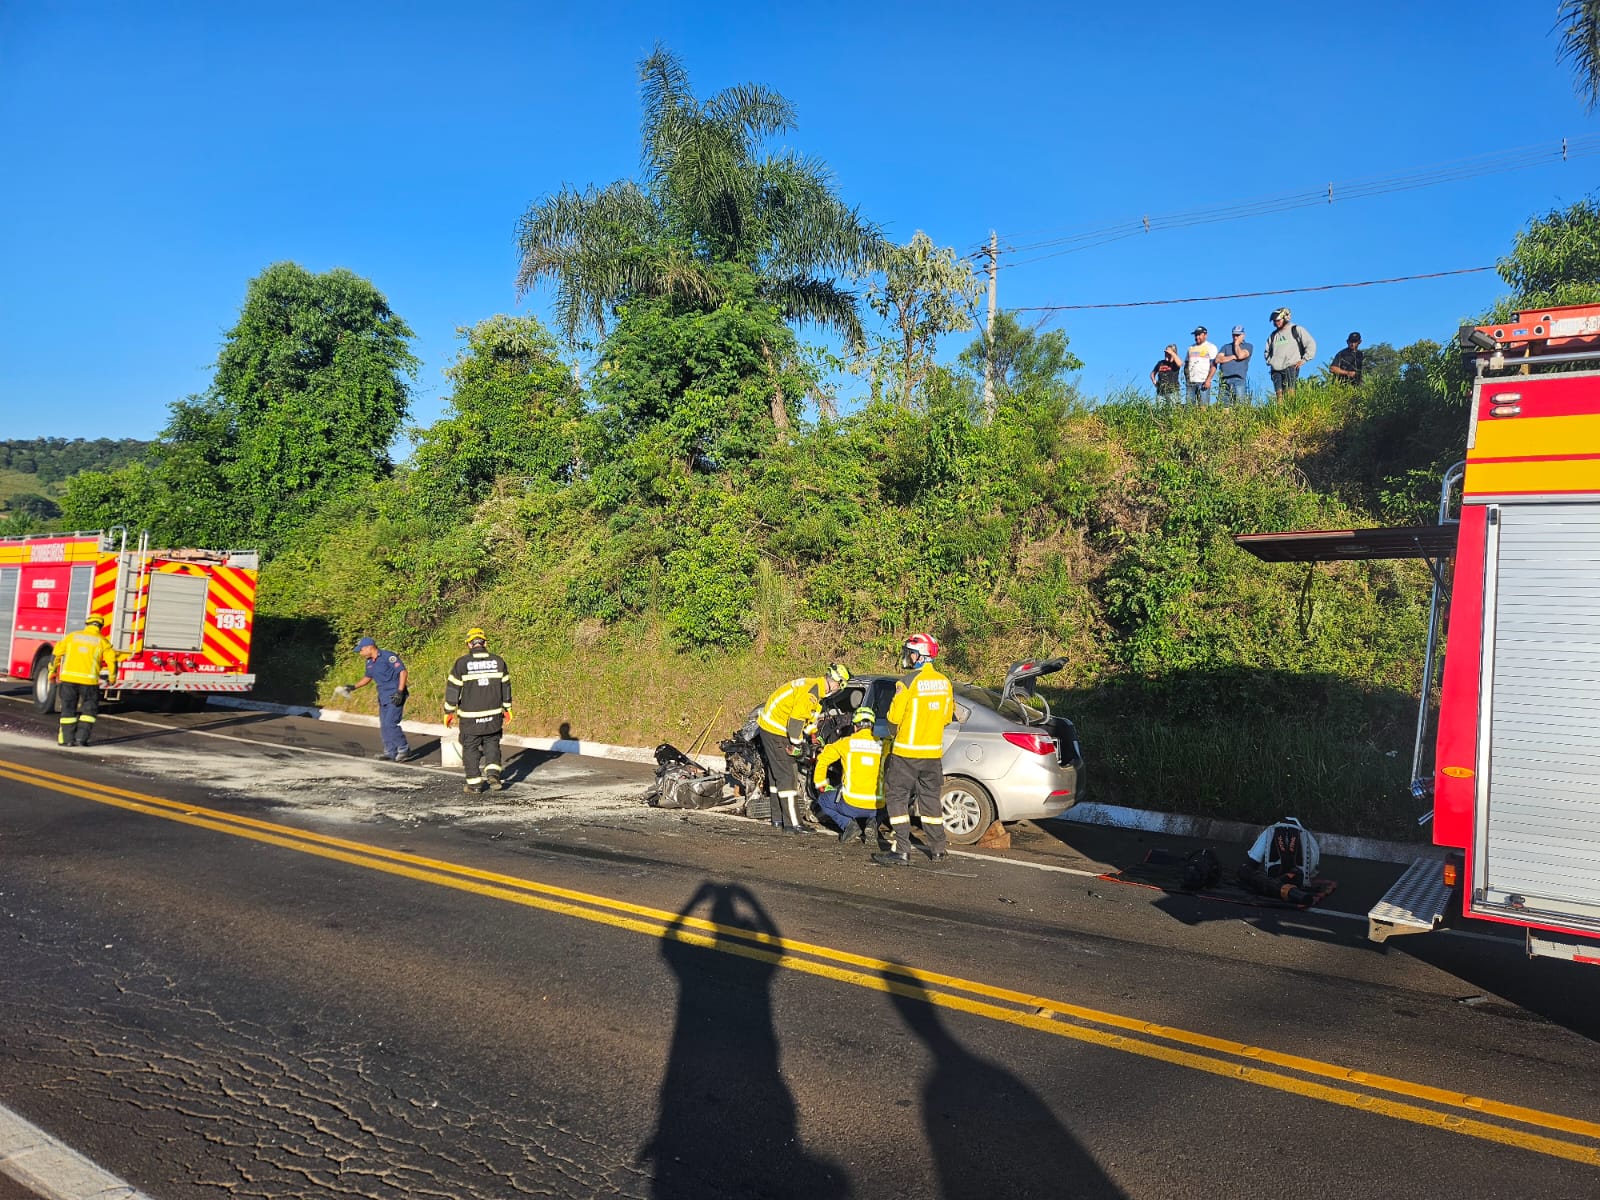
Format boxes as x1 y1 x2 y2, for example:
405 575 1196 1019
0 528 258 711
1238 302 1600 965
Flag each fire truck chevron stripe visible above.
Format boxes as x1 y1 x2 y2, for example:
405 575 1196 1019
207 569 256 613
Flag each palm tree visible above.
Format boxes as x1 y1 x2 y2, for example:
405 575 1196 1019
1557 1 1600 111
515 46 882 349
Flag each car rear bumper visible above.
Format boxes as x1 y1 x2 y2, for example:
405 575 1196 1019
987 755 1082 823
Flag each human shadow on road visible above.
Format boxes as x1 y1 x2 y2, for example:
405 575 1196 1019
642 882 849 1200
499 747 560 785
882 964 1123 1200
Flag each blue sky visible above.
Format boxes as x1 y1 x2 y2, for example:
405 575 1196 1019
1 1 1596 441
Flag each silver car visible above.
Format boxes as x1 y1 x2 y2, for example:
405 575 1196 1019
837 657 1084 845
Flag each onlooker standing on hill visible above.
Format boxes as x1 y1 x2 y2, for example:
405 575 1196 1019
1184 326 1219 405
1265 307 1317 397
1150 345 1183 399
1217 325 1253 403
1329 332 1364 386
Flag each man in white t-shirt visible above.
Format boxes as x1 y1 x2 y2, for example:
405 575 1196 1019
1184 326 1218 405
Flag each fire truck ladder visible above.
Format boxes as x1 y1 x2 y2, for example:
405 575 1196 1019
107 528 151 658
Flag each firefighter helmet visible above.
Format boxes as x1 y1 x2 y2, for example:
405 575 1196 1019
825 662 851 686
904 633 940 660
852 706 875 727
465 627 488 646
85 616 106 629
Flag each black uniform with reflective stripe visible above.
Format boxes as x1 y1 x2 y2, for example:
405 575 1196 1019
444 650 512 732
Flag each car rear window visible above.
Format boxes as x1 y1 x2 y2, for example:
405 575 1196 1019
953 683 1044 726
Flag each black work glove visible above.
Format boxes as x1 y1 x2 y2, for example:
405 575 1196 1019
391 689 408 708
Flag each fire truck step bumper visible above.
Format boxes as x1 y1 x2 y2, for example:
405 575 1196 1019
1368 856 1454 944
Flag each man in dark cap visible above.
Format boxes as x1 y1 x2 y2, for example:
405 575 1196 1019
1330 332 1364 386
343 637 412 761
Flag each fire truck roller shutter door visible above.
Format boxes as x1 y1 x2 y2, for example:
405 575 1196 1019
0 567 17 669
1478 501 1600 928
64 564 92 634
144 572 208 650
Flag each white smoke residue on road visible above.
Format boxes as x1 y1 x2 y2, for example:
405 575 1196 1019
0 728 660 832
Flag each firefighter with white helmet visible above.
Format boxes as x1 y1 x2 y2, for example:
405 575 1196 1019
444 627 514 793
756 662 851 833
875 633 953 866
49 615 117 748
812 705 887 845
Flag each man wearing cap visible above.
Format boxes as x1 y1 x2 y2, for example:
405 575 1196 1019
1265 307 1317 397
1216 325 1253 403
1184 326 1219 405
444 627 514 793
1330 332 1365 387
49 614 118 747
346 638 412 761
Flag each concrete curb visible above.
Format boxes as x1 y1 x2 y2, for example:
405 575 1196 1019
1059 802 1435 867
205 697 1431 865
204 695 725 770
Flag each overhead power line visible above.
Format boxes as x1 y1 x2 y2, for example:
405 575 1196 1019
1012 266 1495 313
994 135 1600 269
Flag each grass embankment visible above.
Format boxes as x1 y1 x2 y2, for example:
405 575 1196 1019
254 378 1461 842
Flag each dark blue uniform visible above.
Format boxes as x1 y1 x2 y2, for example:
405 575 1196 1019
365 648 410 759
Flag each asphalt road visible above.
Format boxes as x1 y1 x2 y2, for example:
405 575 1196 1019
2 686 1599 1199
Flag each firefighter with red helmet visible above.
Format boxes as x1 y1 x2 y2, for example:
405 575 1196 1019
444 627 513 793
49 615 117 748
756 663 851 833
874 633 953 866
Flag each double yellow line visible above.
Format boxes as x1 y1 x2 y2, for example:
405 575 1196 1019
4 754 1600 1167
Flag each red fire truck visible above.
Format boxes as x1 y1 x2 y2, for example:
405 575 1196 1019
0 528 258 711
1237 302 1600 964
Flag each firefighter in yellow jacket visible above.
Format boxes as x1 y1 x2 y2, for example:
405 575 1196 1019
756 663 850 833
812 706 885 845
50 615 118 748
875 633 953 866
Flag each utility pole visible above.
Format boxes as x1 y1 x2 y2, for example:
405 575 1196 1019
982 230 998 419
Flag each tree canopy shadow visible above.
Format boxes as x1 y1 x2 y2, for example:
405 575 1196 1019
251 614 338 705
642 881 848 1200
881 964 1123 1199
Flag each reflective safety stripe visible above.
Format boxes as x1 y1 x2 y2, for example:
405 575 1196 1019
457 707 506 719
888 815 911 825
79 714 96 724
921 814 943 825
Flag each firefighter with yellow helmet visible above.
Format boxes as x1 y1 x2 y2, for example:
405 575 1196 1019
756 663 851 833
875 633 953 866
443 627 513 793
49 615 118 747
812 706 886 845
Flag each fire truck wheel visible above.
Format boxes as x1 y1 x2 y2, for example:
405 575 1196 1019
30 651 58 714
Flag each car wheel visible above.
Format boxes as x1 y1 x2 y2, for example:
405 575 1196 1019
941 777 996 846
31 650 58 714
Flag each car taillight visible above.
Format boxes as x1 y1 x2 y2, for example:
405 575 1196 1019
1003 731 1057 755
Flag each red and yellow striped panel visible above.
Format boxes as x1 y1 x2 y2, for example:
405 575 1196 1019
90 553 119 625
1466 375 1600 499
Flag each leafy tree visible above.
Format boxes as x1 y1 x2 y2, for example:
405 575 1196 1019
5 493 62 520
589 263 813 494
960 310 1083 405
1557 1 1600 111
514 44 881 348
409 315 588 514
861 232 980 409
65 263 417 549
1494 196 1600 311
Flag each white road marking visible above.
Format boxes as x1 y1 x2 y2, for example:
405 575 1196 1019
0 1099 153 1199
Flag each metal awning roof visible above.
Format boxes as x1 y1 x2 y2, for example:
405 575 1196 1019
1233 524 1459 563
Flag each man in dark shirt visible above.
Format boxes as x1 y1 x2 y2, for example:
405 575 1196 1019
1330 332 1364 386
1150 344 1183 398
